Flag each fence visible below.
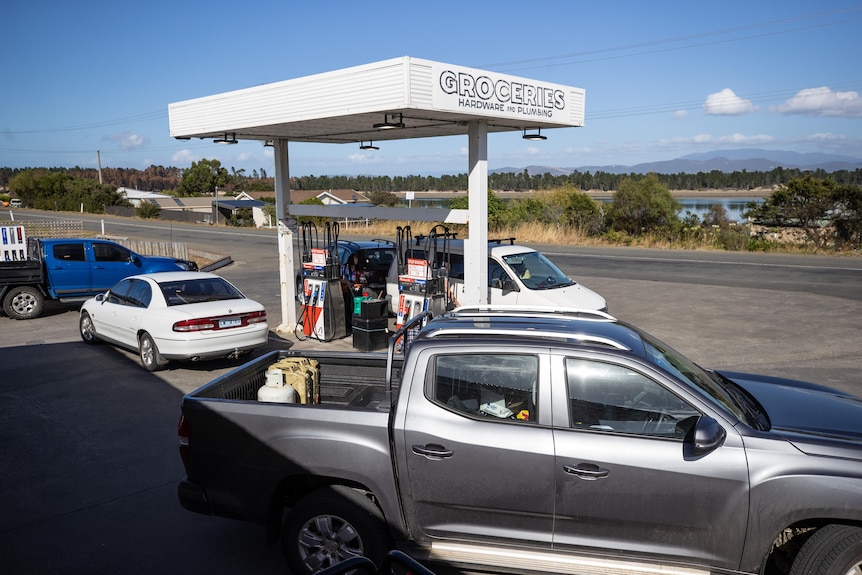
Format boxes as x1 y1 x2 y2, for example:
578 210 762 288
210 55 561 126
0 219 84 238
113 239 190 260
0 219 192 260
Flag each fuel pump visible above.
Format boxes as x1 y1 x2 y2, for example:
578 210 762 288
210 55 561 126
394 224 454 331
297 221 349 341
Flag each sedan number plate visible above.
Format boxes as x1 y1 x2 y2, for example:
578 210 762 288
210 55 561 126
219 318 242 328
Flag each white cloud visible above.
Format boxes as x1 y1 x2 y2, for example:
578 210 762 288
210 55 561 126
236 152 254 162
348 152 381 165
104 131 150 150
773 87 862 118
673 110 688 119
526 146 541 155
172 149 198 165
656 133 775 147
703 89 757 116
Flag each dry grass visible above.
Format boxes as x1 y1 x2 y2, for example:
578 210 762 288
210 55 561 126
337 219 859 255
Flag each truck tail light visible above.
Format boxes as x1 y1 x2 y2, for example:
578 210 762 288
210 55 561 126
173 310 266 332
178 415 191 464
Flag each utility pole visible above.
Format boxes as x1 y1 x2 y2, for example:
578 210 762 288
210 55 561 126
97 150 103 184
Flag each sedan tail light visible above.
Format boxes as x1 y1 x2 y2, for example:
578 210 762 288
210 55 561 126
173 310 266 332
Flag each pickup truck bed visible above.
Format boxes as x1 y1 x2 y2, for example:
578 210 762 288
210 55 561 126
0 259 43 285
191 349 401 408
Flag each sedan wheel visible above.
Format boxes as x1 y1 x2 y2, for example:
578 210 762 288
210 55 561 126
138 332 165 371
79 311 99 345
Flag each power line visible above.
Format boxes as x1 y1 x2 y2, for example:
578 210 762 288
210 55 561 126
481 6 862 73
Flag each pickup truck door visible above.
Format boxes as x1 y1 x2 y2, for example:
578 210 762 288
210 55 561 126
89 242 141 292
398 351 555 547
45 242 92 295
551 355 750 569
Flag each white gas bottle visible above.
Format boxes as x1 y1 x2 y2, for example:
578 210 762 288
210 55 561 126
257 368 297 403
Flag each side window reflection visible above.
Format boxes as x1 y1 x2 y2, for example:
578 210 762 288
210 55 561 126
566 358 700 438
431 354 538 423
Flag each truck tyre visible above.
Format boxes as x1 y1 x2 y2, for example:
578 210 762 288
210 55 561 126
789 524 862 575
3 286 44 320
138 332 166 371
282 487 390 575
79 311 100 344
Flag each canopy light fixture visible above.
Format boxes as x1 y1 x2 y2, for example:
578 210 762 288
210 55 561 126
359 141 379 150
373 113 404 130
263 140 274 147
522 128 547 141
214 132 238 145
174 136 191 141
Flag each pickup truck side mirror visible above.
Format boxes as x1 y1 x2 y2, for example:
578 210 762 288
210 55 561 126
501 279 519 294
687 416 726 457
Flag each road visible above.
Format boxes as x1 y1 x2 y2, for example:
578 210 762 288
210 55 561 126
1 210 860 574
12 210 861 392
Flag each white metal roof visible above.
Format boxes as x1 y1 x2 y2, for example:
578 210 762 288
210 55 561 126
168 56 585 144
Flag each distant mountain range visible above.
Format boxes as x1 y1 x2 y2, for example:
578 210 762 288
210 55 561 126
494 149 862 176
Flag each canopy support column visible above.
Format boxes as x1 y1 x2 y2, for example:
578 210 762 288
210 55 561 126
274 138 297 333
463 120 489 306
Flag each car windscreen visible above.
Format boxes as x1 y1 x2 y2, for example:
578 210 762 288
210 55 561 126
502 252 575 290
639 331 750 424
159 278 244 306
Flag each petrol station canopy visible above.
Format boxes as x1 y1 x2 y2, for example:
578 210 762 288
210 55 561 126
167 56 586 332
168 56 584 145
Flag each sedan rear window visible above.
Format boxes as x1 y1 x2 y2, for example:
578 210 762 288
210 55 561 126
159 278 244 306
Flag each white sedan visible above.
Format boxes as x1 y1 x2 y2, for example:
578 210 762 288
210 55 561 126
79 271 269 371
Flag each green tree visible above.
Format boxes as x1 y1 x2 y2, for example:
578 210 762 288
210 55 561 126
449 189 506 229
9 169 127 212
136 202 161 219
366 190 399 206
745 176 862 250
832 182 862 249
177 159 231 197
607 174 680 235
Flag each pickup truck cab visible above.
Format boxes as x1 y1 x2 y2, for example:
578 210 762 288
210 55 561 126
178 307 862 575
1 237 196 319
385 238 607 314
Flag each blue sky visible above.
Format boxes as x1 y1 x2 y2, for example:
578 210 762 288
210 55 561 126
2 1 861 178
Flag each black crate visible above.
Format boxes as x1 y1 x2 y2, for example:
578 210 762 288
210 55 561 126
357 298 388 319
352 323 389 352
352 316 388 351
352 316 387 331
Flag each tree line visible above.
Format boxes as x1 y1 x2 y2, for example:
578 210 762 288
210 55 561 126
4 162 861 251
3 162 862 195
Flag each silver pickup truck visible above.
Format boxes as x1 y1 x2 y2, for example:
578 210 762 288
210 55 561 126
177 307 862 575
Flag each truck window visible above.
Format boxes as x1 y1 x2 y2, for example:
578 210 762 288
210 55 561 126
94 243 132 262
566 358 700 438
430 354 538 422
52 243 86 261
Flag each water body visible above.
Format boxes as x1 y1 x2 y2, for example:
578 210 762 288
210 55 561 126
409 197 764 223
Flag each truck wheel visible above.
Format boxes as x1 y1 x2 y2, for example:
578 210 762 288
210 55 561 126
282 487 390 575
3 286 44 320
789 524 862 575
79 311 100 344
138 332 166 371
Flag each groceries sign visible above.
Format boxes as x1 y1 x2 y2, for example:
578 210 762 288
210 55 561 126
432 63 582 123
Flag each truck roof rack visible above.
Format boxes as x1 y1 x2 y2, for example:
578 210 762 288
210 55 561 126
421 327 631 350
449 305 617 322
417 306 632 351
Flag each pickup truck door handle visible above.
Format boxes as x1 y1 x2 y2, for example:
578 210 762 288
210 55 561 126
563 463 610 480
412 444 454 460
